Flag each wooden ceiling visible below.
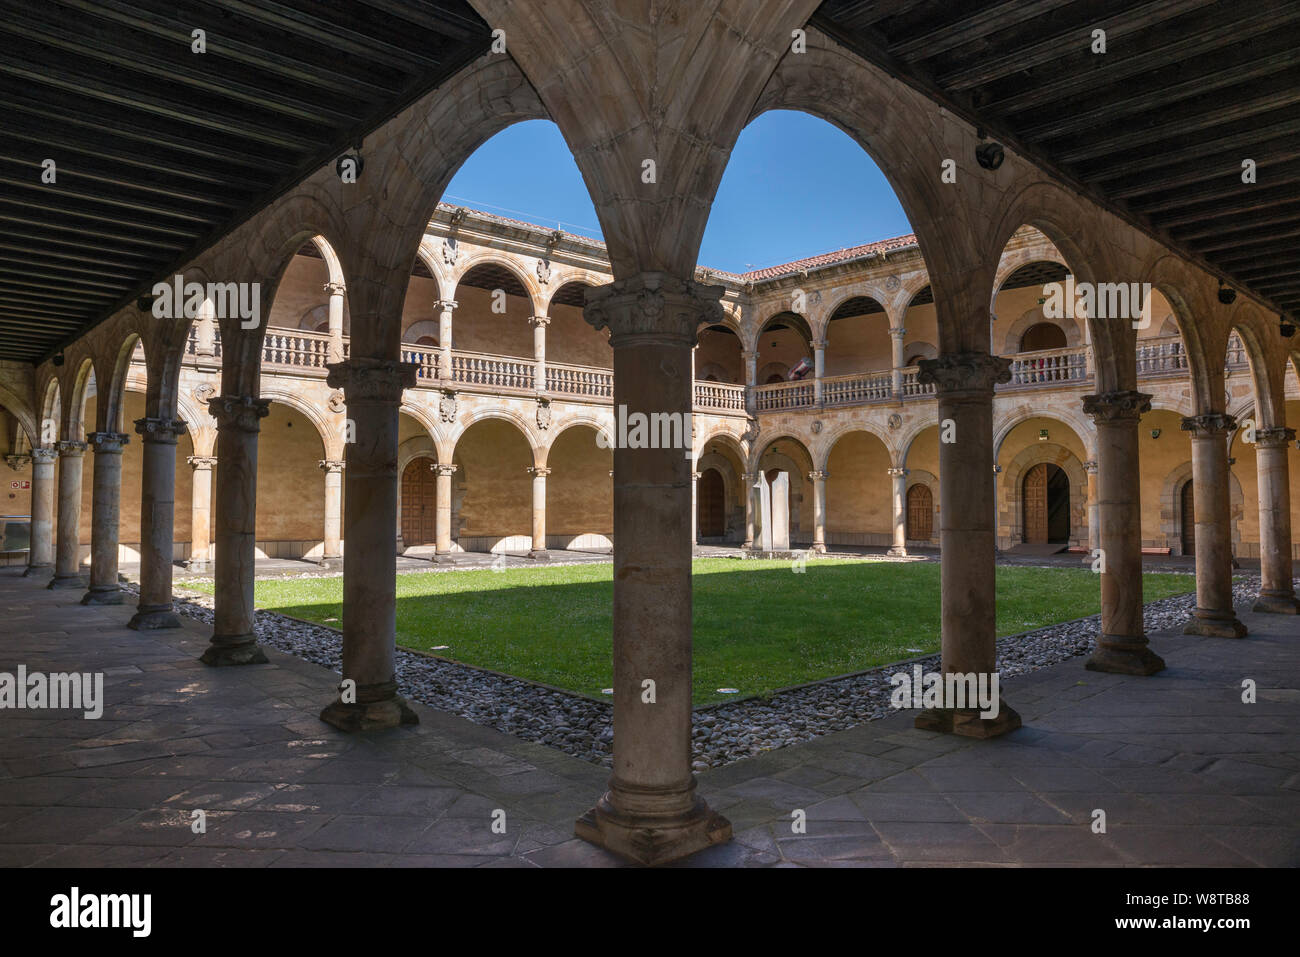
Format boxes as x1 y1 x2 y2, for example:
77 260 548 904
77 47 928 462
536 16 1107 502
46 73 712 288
0 0 489 363
812 0 1300 326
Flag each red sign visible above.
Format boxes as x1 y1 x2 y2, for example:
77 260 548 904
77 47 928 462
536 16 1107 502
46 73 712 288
10 481 30 490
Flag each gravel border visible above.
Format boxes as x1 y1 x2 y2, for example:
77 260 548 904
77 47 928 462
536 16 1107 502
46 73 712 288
136 571 1265 770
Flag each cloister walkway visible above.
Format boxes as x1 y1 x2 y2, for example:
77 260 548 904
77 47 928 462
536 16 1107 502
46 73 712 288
0 568 1295 867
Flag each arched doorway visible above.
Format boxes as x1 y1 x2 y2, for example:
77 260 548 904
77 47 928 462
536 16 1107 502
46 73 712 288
906 483 932 541
401 456 437 545
1023 463 1070 544
1019 322 1067 352
1181 479 1196 555
697 468 725 539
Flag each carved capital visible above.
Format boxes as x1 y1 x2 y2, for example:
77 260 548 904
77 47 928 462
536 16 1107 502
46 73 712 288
1255 426 1297 449
811 339 827 351
528 466 552 478
528 315 551 328
808 470 828 481
1181 412 1237 436
323 281 346 297
1082 391 1152 422
1083 459 1098 474
29 447 57 466
134 416 187 443
87 432 129 455
4 453 31 471
584 272 724 346
208 395 271 433
917 351 1012 394
888 326 907 340
433 463 459 477
318 459 345 473
887 467 909 477
188 455 217 470
326 358 417 403
437 299 458 313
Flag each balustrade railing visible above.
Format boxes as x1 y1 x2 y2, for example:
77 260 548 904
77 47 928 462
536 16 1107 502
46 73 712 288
1004 346 1088 387
547 362 613 399
1136 335 1188 377
451 351 533 391
694 380 746 412
262 328 334 371
821 370 893 407
900 367 935 397
755 378 815 411
401 344 439 383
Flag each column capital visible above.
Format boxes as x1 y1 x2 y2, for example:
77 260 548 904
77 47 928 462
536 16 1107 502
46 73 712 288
208 395 271 433
1255 426 1297 449
527 466 552 477
134 416 187 443
323 281 346 296
808 469 828 481
433 463 459 477
888 326 907 340
741 471 758 482
326 357 417 402
318 459 345 473
810 339 827 351
1083 459 1098 473
917 351 1011 394
29 447 57 465
437 299 459 312
887 466 909 477
1181 412 1237 436
54 439 88 457
584 272 724 346
528 315 551 327
188 455 218 470
740 349 758 361
1082 390 1152 422
87 432 129 455
3 453 31 471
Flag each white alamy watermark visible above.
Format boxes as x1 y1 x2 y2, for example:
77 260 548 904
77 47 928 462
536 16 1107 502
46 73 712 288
0 666 103 719
597 405 692 457
1042 275 1154 329
50 888 150 937
151 274 261 329
890 665 1000 719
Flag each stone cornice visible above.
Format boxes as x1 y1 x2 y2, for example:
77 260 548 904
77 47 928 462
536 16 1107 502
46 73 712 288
1082 391 1153 422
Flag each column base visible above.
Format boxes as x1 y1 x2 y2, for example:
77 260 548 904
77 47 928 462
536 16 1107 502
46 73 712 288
1253 591 1300 614
1085 635 1166 675
811 542 827 555
317 557 343 571
128 605 180 630
22 563 51 578
200 634 269 666
80 585 124 605
319 691 419 732
1183 610 1247 639
184 559 210 573
913 704 1022 738
886 546 907 558
527 549 550 562
47 573 86 590
575 791 732 866
433 551 457 565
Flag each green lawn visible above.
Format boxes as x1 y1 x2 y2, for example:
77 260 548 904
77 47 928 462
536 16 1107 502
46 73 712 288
186 559 1195 705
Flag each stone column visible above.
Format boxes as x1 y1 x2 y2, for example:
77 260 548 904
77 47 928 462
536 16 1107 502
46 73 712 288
434 463 457 564
576 273 731 865
1181 413 1247 637
24 447 56 577
1082 392 1166 673
82 432 129 604
741 349 757 416
529 315 549 393
889 325 907 397
49 439 88 589
129 416 186 630
741 471 756 549
438 299 457 382
809 470 827 553
690 469 700 545
324 281 346 365
812 338 826 406
319 459 345 568
1253 427 1299 613
887 466 908 557
1082 459 1100 563
914 352 1020 736
195 311 217 359
320 358 419 730
528 466 550 560
185 455 216 572
200 396 270 666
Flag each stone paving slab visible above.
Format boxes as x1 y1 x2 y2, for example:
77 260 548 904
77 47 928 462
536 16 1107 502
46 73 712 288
0 567 1296 867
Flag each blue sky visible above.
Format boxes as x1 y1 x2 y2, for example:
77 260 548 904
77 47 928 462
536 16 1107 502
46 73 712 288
442 112 912 274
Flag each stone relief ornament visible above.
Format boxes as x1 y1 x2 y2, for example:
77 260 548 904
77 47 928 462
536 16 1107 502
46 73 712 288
439 389 458 423
536 257 551 286
811 420 823 434
442 236 458 266
192 382 216 403
885 274 901 292
888 413 903 431
536 398 552 431
327 390 346 413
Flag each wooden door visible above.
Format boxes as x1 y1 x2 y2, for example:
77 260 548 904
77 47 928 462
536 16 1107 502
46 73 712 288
697 468 724 538
906 483 932 541
1023 463 1049 543
1181 480 1196 555
401 457 436 545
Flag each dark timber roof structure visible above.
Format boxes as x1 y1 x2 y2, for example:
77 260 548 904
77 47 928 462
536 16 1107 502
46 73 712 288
2 1 1297 363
